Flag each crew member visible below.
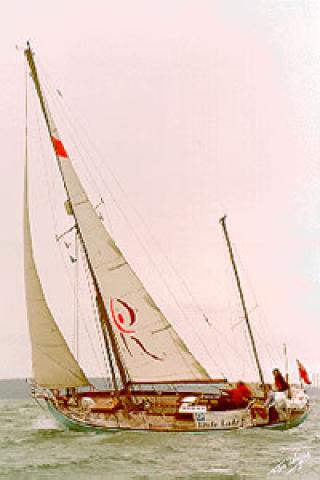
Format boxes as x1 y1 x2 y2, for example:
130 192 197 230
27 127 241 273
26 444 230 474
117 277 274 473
222 381 252 409
272 368 289 392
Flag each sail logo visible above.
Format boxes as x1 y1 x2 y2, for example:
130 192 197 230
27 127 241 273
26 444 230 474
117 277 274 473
109 298 136 334
109 298 162 361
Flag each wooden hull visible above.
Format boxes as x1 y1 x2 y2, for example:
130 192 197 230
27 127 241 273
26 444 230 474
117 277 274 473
44 391 309 433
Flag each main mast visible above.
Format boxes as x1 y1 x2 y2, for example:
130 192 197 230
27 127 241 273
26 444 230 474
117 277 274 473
219 215 265 385
24 42 129 391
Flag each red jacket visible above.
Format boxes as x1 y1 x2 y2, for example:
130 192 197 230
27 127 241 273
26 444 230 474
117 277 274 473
228 383 252 406
274 373 289 392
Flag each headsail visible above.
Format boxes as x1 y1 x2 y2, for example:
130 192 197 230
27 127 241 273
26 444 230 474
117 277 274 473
24 158 90 388
25 44 212 384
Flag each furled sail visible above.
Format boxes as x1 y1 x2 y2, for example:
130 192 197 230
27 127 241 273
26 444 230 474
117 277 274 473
24 160 90 388
25 45 212 384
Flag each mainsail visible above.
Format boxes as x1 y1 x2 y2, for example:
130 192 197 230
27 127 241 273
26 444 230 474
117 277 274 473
24 158 90 388
25 44 212 384
54 153 210 383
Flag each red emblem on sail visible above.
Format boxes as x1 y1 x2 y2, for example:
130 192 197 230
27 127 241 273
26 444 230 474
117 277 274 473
110 298 136 334
109 298 162 361
51 136 68 158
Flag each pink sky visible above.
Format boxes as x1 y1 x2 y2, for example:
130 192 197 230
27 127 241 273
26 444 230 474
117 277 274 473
1 1 320 382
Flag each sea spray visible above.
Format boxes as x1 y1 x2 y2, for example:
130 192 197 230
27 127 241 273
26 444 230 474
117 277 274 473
32 415 61 431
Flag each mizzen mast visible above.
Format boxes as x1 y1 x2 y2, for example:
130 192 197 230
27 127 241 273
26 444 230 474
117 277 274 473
219 215 265 385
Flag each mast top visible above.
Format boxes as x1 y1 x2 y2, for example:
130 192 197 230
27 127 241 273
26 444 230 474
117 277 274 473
24 41 32 55
219 214 227 225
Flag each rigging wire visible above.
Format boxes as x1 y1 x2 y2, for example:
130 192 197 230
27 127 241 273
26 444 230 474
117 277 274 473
231 241 283 367
29 81 109 383
34 63 228 377
32 65 245 382
26 72 93 385
30 56 124 389
26 48 288 387
73 231 79 359
221 232 283 380
35 57 281 381
79 241 117 388
35 58 114 229
218 221 271 380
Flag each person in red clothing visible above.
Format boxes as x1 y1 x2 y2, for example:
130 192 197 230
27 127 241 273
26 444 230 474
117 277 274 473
272 368 289 392
222 381 252 409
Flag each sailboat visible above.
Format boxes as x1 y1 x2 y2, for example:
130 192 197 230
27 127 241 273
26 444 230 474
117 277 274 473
23 42 309 432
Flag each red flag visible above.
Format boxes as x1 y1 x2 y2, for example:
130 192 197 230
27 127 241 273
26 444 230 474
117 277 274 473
296 359 312 384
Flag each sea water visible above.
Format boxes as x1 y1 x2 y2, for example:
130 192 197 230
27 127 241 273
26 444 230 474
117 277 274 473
0 396 319 479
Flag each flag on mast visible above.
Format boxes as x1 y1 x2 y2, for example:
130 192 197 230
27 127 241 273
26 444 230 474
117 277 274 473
296 359 311 385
